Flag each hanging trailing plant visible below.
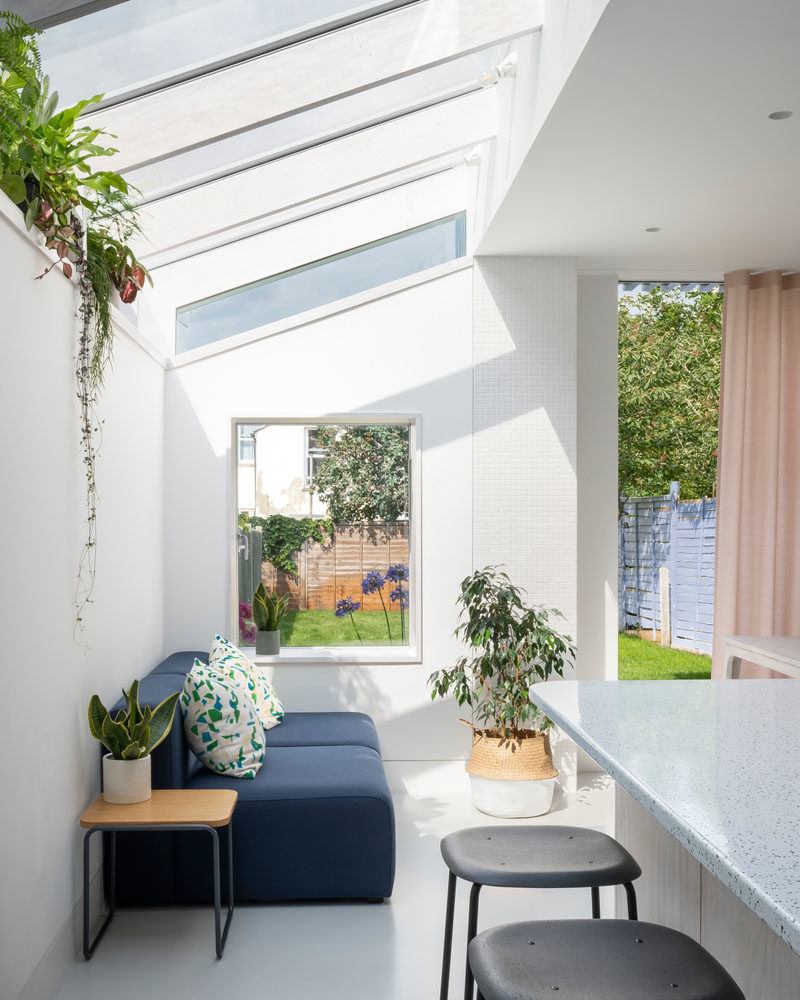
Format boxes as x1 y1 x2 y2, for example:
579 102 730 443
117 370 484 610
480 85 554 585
1 11 153 636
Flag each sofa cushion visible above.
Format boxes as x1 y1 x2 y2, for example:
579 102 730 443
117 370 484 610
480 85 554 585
181 662 264 778
210 635 284 730
149 650 207 676
265 711 381 753
182 744 395 900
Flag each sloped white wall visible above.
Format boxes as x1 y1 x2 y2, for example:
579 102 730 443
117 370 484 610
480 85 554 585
162 266 474 761
0 203 165 1000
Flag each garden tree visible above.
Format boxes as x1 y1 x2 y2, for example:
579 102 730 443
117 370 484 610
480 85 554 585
618 286 722 507
311 424 409 521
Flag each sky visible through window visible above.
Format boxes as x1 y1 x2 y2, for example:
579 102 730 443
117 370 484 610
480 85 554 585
40 0 375 106
177 213 467 353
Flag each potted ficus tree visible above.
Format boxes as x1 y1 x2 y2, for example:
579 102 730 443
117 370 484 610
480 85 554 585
88 680 179 804
253 582 289 655
429 566 575 818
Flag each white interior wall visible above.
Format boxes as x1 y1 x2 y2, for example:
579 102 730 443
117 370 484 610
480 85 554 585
161 266 474 760
576 274 619 684
474 0 609 244
0 204 165 1000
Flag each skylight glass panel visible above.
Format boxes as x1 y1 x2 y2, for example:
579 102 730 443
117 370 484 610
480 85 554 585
128 47 506 201
176 213 466 354
39 0 401 108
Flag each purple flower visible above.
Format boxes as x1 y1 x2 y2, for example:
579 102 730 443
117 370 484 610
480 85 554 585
389 583 409 609
386 563 409 582
335 597 361 618
238 602 256 644
361 570 386 595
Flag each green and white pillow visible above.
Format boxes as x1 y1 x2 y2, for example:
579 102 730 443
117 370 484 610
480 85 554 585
181 660 264 778
210 635 284 730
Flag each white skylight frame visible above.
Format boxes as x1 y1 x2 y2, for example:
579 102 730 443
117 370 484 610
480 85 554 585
40 0 420 108
80 0 541 172
134 88 496 263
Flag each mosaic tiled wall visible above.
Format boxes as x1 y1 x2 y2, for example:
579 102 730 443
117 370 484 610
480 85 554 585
473 256 578 782
472 256 577 627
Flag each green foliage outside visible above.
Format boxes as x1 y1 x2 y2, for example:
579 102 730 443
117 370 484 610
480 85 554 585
311 424 409 522
618 634 711 680
619 287 722 504
261 609 405 647
242 513 333 577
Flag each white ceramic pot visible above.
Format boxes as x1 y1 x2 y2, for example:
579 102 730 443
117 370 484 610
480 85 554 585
102 753 152 804
468 773 556 818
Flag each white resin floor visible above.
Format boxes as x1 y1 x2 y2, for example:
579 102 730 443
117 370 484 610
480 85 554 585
55 764 615 1000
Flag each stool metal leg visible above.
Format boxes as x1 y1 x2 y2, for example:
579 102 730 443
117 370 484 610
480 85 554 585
624 881 638 919
439 871 457 1000
591 885 600 918
464 883 482 1000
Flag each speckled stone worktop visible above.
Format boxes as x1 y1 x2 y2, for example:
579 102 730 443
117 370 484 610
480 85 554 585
530 679 800 955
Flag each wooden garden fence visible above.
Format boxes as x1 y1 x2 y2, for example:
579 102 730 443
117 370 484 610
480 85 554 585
259 521 409 612
618 482 716 654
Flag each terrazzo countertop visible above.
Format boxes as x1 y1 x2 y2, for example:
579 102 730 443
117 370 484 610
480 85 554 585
529 679 800 955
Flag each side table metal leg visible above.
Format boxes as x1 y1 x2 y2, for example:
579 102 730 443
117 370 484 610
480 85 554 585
83 829 115 960
208 823 235 958
591 885 601 918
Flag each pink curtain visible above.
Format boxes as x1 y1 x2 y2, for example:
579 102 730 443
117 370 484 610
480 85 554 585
712 270 800 678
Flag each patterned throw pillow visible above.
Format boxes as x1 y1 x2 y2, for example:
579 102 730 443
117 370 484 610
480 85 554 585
181 660 264 778
210 635 284 730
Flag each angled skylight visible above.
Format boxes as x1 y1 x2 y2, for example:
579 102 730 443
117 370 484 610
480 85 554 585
175 213 467 353
39 0 415 108
129 46 508 201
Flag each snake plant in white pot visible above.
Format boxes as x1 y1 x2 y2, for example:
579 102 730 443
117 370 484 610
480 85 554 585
428 566 575 817
88 680 179 804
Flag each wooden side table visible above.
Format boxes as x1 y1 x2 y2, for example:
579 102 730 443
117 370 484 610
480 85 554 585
80 788 237 959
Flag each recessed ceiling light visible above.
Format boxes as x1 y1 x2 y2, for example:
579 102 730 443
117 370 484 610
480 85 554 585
645 227 662 233
768 110 793 120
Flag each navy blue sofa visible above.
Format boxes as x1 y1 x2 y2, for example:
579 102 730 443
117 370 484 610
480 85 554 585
109 651 396 904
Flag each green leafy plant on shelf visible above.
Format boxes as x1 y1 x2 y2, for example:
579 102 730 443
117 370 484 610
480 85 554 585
428 565 576 738
252 583 290 633
0 11 153 638
88 680 179 760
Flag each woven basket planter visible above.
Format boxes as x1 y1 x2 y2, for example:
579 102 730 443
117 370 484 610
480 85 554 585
461 722 558 817
463 724 558 781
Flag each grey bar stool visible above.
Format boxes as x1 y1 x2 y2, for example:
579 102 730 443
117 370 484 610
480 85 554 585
468 919 745 1000
439 826 641 1000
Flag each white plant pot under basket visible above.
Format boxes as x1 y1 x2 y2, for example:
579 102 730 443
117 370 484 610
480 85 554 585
102 753 152 804
468 773 556 818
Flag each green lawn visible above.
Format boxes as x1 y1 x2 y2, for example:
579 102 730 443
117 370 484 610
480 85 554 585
618 633 711 679
278 609 407 647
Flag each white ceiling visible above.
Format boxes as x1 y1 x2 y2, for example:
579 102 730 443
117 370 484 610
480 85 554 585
478 0 800 276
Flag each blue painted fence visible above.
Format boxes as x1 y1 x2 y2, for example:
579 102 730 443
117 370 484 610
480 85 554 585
618 482 716 654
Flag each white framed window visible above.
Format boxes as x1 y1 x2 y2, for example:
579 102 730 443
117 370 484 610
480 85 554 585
238 423 263 462
303 427 328 487
232 415 420 663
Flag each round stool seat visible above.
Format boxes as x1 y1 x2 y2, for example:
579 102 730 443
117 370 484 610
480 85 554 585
441 825 642 888
469 919 745 1000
